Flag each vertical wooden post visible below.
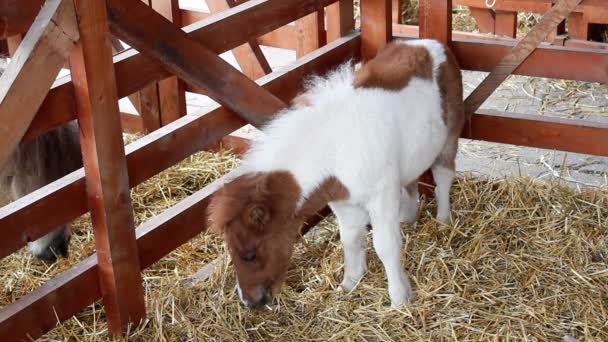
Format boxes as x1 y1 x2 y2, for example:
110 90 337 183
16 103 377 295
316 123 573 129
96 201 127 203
495 11 517 38
326 0 355 42
419 0 452 42
469 7 496 34
111 36 161 133
360 0 392 61
151 0 187 124
392 0 402 24
296 10 327 58
418 0 453 196
568 12 589 40
69 0 146 336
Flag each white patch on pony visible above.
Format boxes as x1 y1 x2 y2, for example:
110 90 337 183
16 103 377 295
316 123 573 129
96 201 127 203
236 282 248 306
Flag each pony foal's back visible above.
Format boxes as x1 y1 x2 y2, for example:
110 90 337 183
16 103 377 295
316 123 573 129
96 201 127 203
209 39 464 308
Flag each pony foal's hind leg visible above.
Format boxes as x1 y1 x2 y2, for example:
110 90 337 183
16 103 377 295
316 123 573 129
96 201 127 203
431 138 458 224
367 189 414 306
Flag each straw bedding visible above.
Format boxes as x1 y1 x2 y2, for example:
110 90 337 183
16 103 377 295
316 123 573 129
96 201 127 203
1 145 606 341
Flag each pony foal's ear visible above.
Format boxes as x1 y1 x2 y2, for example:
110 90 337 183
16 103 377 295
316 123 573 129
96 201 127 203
248 204 269 227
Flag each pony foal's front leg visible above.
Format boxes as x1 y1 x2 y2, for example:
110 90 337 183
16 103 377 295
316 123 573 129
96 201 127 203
368 192 414 306
331 203 370 292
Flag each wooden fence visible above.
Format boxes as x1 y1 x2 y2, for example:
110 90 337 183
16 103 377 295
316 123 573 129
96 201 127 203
0 0 606 340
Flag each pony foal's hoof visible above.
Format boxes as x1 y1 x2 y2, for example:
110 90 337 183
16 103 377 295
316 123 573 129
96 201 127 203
389 286 415 307
338 275 364 293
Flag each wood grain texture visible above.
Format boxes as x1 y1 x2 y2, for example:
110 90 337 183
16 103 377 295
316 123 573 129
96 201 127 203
326 1 355 42
151 0 187 125
296 10 327 58
107 0 286 128
464 0 585 117
25 0 339 141
0 34 361 341
419 0 452 42
0 32 360 262
360 0 391 61
0 0 78 172
206 0 272 79
0 0 45 38
70 0 145 335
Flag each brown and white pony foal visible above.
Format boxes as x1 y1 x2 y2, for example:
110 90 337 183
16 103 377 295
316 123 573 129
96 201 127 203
209 39 465 308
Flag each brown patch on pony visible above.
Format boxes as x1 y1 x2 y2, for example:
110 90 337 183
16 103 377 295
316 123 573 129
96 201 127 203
297 176 349 219
353 42 433 90
437 47 465 131
434 45 466 169
208 171 302 305
208 171 350 306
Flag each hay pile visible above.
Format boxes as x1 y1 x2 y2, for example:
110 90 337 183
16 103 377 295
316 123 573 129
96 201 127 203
2 146 607 341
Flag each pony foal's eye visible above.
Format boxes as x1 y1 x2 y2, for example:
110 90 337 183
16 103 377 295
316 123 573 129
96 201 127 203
242 252 256 262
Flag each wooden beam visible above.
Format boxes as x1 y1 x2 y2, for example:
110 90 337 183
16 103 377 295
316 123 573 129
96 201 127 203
25 0 340 142
495 11 518 38
296 10 327 58
0 32 361 262
257 25 298 50
419 0 452 42
5 34 22 56
568 12 589 40
0 0 45 38
180 7 211 24
111 36 162 133
120 112 145 134
70 0 145 335
206 0 272 79
150 0 187 125
469 7 496 34
0 34 361 341
464 0 585 116
394 34 608 83
326 1 355 42
392 0 402 23
360 0 391 61
463 110 608 157
0 0 78 172
107 0 286 128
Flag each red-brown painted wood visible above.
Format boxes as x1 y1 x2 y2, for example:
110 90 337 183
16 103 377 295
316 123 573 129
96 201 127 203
327 1 355 42
419 0 452 42
0 0 45 38
0 34 361 341
207 0 272 79
70 0 145 335
107 0 287 128
360 0 391 61
0 33 360 262
0 0 78 172
151 0 187 125
297 10 327 58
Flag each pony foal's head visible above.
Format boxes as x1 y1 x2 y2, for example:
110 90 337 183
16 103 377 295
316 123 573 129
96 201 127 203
209 171 301 308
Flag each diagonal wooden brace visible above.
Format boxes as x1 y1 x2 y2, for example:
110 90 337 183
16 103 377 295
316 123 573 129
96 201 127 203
464 0 584 118
0 0 79 171
206 0 272 79
107 0 285 128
